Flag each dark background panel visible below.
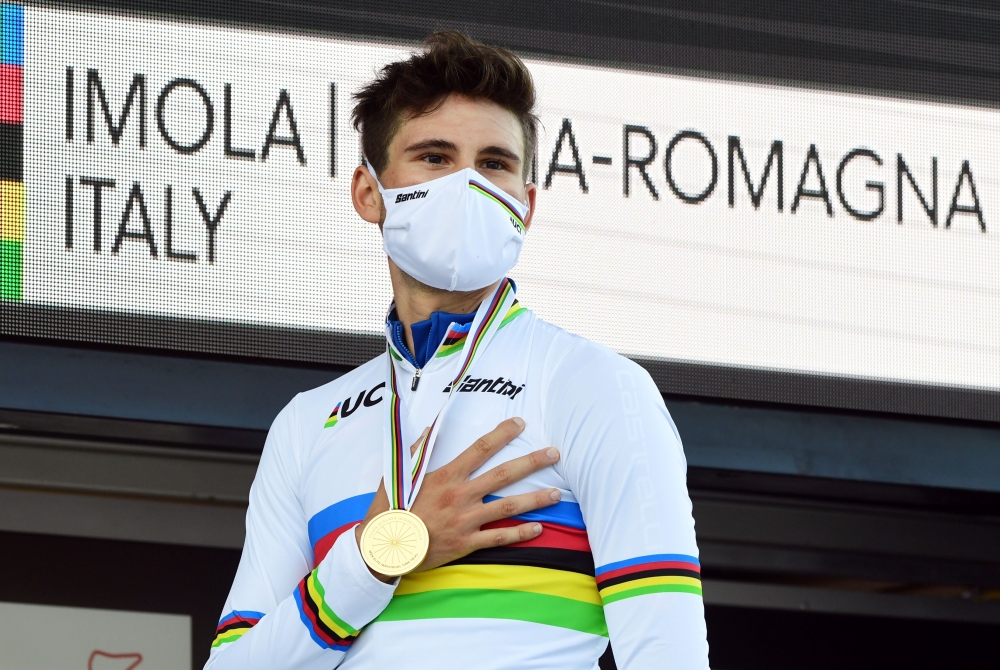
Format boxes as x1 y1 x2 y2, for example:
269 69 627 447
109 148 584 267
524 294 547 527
45 0 1000 106
704 605 1000 670
5 305 1000 424
5 338 1000 494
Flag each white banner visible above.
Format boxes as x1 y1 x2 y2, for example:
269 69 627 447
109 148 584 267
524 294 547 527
18 6 1000 390
0 601 190 670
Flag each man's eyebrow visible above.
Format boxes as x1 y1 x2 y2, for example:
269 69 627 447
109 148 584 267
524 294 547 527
403 139 459 153
480 145 522 164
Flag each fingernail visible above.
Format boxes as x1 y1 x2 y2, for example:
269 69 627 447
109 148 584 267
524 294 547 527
532 523 542 534
512 417 525 428
546 448 559 461
549 489 562 501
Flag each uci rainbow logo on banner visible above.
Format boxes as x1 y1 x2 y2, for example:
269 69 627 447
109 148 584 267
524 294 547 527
0 3 24 301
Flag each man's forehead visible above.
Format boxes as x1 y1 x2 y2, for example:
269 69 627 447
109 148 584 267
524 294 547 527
392 97 523 155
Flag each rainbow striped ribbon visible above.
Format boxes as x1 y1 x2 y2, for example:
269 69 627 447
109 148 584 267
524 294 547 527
383 278 519 510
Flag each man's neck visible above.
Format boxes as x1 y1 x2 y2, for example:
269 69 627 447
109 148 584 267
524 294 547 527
388 260 498 357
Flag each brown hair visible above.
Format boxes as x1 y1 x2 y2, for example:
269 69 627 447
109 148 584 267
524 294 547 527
352 31 538 179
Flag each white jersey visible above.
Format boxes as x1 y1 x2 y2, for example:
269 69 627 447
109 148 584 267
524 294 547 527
206 297 709 670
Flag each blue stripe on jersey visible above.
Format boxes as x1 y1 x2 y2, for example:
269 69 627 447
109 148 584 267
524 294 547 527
595 553 701 576
292 585 348 651
307 492 375 549
482 494 586 529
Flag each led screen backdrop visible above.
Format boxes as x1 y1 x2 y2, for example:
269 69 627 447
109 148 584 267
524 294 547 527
2 3 998 418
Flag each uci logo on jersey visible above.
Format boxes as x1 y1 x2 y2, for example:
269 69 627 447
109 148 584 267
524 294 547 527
395 190 428 203
324 382 384 429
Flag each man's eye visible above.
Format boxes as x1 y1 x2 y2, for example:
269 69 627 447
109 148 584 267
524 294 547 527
424 154 444 164
483 160 505 170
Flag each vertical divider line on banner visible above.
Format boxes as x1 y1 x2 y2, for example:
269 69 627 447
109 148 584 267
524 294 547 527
0 3 25 301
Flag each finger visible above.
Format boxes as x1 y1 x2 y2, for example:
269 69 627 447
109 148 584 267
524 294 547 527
470 522 543 550
410 427 430 457
468 447 560 497
448 417 526 476
478 488 562 525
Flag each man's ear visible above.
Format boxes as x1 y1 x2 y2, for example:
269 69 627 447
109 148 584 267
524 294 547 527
351 165 384 225
522 182 537 232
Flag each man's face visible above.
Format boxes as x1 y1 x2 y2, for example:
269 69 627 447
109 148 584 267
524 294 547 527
352 94 536 229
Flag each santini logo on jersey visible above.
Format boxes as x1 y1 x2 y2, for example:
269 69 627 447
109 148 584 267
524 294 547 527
324 382 384 429
395 190 428 203
443 376 525 399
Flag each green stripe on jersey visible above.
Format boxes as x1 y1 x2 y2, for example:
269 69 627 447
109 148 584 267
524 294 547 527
374 588 608 637
211 632 245 648
601 582 703 605
499 306 526 329
435 341 465 358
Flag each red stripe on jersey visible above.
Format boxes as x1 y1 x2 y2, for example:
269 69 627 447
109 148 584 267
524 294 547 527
312 521 357 564
596 560 701 584
481 519 591 552
296 580 340 648
217 613 260 631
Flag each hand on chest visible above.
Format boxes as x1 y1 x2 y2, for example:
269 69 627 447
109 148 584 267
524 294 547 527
399 364 563 496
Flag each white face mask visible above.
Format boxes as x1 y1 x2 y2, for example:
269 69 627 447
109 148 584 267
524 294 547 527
372 167 529 292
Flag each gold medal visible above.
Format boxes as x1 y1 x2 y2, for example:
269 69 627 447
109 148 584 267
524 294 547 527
360 509 430 576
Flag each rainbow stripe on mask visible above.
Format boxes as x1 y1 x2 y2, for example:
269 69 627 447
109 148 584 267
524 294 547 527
469 180 525 233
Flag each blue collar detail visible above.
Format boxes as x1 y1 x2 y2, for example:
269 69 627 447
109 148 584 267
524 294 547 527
388 309 476 369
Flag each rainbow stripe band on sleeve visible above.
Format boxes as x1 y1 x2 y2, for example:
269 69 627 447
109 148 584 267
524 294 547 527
595 554 702 605
212 610 264 648
294 567 360 651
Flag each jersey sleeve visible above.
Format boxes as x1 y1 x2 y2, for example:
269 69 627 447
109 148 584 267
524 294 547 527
205 395 397 670
545 343 709 670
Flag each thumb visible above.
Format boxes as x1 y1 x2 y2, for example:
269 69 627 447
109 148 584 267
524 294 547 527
410 427 430 457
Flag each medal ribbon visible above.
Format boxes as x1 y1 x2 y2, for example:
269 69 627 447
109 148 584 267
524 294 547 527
383 278 518 510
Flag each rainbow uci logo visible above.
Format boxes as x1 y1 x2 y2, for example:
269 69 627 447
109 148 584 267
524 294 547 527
324 401 341 429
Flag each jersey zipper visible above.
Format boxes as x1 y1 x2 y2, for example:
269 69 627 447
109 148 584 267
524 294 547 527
411 319 463 392
409 318 463 392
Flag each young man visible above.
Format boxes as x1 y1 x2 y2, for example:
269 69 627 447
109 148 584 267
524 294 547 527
207 32 708 669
